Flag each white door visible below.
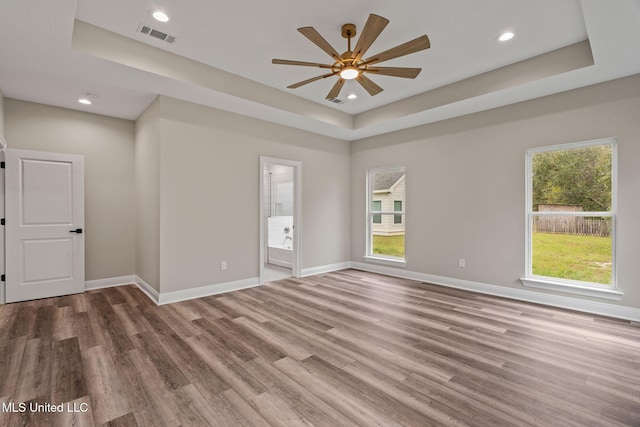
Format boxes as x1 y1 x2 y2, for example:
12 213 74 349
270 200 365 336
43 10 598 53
5 149 85 303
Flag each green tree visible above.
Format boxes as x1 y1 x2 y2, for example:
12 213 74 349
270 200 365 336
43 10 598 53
532 145 612 211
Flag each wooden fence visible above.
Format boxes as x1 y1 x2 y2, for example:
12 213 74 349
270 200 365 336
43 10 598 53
533 217 611 237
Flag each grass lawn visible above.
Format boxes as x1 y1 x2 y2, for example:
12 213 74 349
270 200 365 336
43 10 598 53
373 235 405 257
532 232 612 284
373 233 611 285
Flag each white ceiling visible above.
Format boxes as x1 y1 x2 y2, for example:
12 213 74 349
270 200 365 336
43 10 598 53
1 0 639 141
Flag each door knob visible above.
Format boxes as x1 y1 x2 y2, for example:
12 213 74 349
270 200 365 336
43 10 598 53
69 228 83 234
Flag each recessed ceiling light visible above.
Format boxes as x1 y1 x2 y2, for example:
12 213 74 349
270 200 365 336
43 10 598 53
78 93 97 105
347 93 357 100
152 11 169 22
498 31 514 42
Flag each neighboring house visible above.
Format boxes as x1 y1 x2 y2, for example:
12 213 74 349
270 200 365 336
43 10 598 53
372 171 405 236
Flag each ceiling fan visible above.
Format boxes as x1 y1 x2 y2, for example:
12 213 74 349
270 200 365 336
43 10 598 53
272 14 430 100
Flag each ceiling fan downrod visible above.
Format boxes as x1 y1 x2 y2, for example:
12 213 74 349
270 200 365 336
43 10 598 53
342 23 356 55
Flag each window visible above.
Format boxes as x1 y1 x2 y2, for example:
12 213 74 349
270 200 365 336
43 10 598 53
366 166 406 266
372 201 382 224
522 138 620 298
394 201 403 224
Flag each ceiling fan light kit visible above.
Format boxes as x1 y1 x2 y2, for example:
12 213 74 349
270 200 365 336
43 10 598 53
272 14 430 100
340 67 359 80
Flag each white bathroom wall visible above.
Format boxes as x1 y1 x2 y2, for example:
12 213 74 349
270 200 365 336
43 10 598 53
265 164 294 217
275 182 293 216
264 163 295 262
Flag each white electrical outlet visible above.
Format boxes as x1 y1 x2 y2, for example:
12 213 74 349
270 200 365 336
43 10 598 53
459 258 465 268
221 261 227 270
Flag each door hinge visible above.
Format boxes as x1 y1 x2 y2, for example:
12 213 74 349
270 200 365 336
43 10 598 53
0 161 4 168
0 218 4 225
1 274 4 282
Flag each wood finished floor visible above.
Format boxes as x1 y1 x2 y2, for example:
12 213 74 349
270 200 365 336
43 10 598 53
1 269 639 426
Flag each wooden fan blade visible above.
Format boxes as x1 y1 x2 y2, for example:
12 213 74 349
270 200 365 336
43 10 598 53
326 78 346 99
287 72 336 89
352 14 389 61
365 67 422 79
298 27 342 61
272 59 333 69
356 74 383 96
364 35 430 65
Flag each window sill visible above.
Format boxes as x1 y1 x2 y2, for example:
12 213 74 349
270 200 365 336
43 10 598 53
364 255 406 268
520 277 623 301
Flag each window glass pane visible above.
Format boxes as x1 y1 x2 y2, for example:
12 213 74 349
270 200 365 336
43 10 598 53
372 215 405 257
393 200 402 224
369 167 405 259
532 215 612 284
532 145 612 211
372 200 381 224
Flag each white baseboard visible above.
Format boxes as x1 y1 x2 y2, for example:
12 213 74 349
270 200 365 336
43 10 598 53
155 277 261 305
349 262 640 322
301 262 351 277
134 275 160 305
85 275 136 290
135 262 351 305
15 262 636 321
128 275 263 306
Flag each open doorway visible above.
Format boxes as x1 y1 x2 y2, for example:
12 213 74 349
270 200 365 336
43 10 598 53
259 157 301 283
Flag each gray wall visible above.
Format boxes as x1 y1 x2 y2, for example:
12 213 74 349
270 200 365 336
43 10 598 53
3 74 639 313
0 90 4 303
0 89 5 137
4 99 136 281
351 74 640 309
134 98 161 292
145 96 351 293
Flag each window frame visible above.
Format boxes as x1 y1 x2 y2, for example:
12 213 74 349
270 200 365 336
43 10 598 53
521 137 622 300
365 166 406 267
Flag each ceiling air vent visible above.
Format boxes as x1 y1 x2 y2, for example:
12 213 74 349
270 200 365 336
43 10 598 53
138 23 176 44
327 98 344 104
